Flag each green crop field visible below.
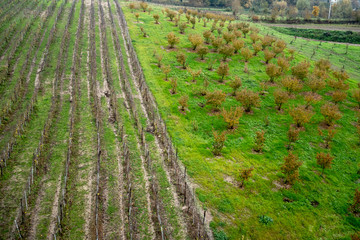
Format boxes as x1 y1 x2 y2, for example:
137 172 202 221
1 0 360 239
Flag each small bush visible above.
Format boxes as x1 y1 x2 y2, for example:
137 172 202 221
167 32 179 48
316 152 334 175
217 62 229 82
236 89 261 113
212 130 227 156
274 89 289 111
289 105 313 128
321 102 342 126
281 151 302 184
206 90 226 111
221 107 243 129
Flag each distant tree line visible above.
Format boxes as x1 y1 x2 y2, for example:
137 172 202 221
140 0 360 20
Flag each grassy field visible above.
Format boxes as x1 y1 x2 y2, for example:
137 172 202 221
122 3 360 239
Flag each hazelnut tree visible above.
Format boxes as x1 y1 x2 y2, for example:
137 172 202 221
320 102 342 126
316 152 334 176
221 107 243 129
289 105 313 128
229 76 242 96
239 167 254 188
167 32 180 48
217 62 229 82
281 151 302 185
236 89 261 113
176 52 187 69
205 90 227 111
274 89 289 111
212 130 227 156
178 95 189 112
189 34 203 50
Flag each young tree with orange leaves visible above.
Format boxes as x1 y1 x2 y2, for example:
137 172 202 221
316 152 334 175
281 152 302 185
239 167 254 188
291 61 310 81
350 189 360 214
266 63 281 83
321 102 342 126
236 89 261 113
221 107 243 129
274 89 289 111
312 6 320 17
217 62 229 82
253 130 266 152
289 105 313 128
212 130 227 156
178 95 188 112
229 76 242 96
189 34 203 50
167 32 179 48
205 90 226 111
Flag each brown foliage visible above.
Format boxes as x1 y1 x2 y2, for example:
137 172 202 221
211 36 224 51
217 62 229 82
187 67 202 82
291 61 310 80
188 34 203 50
264 49 276 64
281 76 303 93
353 89 360 108
266 63 281 83
196 45 209 60
212 130 227 156
219 45 235 61
229 76 242 95
318 128 336 149
167 32 180 48
161 65 171 80
350 189 360 214
203 30 212 44
277 57 290 74
252 42 262 56
176 52 187 69
170 78 177 94
288 127 300 147
153 14 160 24
205 90 226 111
307 76 326 92
315 58 331 72
179 22 187 34
281 152 302 185
321 102 342 126
241 47 253 63
233 39 245 54
316 152 334 175
223 31 235 44
140 2 148 12
274 89 289 111
236 89 261 112
273 39 286 55
304 92 322 108
239 167 254 188
262 35 275 49
155 54 163 68
250 33 260 43
333 70 350 82
221 107 243 129
253 130 266 152
178 95 189 112
289 105 313 128
331 90 347 104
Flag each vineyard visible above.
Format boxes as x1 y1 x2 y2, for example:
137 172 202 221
0 0 360 239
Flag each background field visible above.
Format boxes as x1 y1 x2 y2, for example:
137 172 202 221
123 3 360 239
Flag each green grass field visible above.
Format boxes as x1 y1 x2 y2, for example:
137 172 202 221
122 3 360 239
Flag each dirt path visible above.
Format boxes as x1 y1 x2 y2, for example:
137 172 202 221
262 23 360 32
